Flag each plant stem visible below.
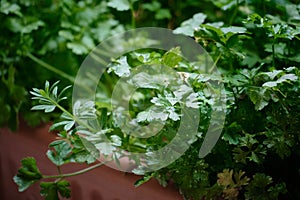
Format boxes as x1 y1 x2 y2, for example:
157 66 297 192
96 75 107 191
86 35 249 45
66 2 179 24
229 0 239 25
209 52 222 74
130 2 136 29
57 166 62 175
272 41 276 67
43 161 107 179
28 53 96 95
44 91 98 133
27 53 75 83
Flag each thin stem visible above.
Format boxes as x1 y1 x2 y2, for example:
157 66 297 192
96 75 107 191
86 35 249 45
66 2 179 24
272 40 276 67
229 0 239 25
27 53 75 83
191 52 222 86
209 52 222 74
57 166 62 175
273 88 286 98
45 93 98 133
43 161 107 179
130 2 136 29
28 53 95 94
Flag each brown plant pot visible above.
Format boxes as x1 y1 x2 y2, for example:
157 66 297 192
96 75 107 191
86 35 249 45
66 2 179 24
0 121 182 200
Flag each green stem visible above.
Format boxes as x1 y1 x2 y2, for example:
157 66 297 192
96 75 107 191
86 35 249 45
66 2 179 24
130 2 136 29
191 51 222 87
27 53 75 83
28 53 96 95
272 40 276 67
46 93 98 133
273 88 286 98
229 0 239 25
43 161 106 179
209 52 222 74
57 166 62 175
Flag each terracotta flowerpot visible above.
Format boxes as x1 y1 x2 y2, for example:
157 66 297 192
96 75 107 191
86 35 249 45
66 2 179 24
0 121 182 200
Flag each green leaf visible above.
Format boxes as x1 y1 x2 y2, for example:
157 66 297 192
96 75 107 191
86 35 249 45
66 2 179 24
261 70 283 80
7 17 45 34
73 151 96 164
197 24 224 45
211 0 236 10
186 93 200 108
50 120 75 131
173 13 207 37
263 129 295 159
167 106 180 121
262 73 298 87
95 141 116 156
136 107 168 122
110 135 122 146
162 47 182 68
56 180 71 198
52 86 58 98
46 150 63 166
142 2 160 11
40 182 59 200
222 122 241 145
46 142 72 166
58 30 74 41
135 173 154 187
247 88 270 110
49 140 66 147
0 1 22 16
108 56 131 77
21 20 45 34
13 157 43 192
80 137 100 159
245 173 273 199
262 81 277 87
277 73 298 82
66 42 88 55
155 9 171 20
31 105 56 113
221 26 247 34
107 0 131 11
130 72 166 90
30 82 71 114
40 181 70 200
268 182 287 199
143 2 171 20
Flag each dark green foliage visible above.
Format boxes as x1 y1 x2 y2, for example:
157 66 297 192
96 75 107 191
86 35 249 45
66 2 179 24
168 2 299 199
40 181 71 200
245 173 287 200
13 157 43 192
